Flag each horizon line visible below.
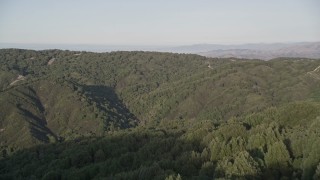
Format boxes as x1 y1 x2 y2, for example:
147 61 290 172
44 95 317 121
1 41 320 47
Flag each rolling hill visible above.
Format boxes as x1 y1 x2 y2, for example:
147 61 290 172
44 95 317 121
1 49 320 179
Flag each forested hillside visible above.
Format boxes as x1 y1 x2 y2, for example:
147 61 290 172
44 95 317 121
1 49 320 179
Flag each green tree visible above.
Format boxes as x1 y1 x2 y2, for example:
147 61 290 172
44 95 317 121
215 151 260 179
265 141 291 168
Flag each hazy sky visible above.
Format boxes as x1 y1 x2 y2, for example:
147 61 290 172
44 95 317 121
0 0 319 45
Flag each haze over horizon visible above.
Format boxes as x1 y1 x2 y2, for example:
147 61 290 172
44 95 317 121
1 0 319 46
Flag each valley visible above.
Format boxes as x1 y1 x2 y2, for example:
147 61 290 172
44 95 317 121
0 49 320 179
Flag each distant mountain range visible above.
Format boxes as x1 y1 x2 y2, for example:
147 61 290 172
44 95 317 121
1 42 319 60
161 42 320 60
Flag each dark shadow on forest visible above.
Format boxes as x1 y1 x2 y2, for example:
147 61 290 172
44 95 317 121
17 104 57 143
80 84 139 129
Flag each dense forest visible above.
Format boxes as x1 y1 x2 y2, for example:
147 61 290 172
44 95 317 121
0 49 320 179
